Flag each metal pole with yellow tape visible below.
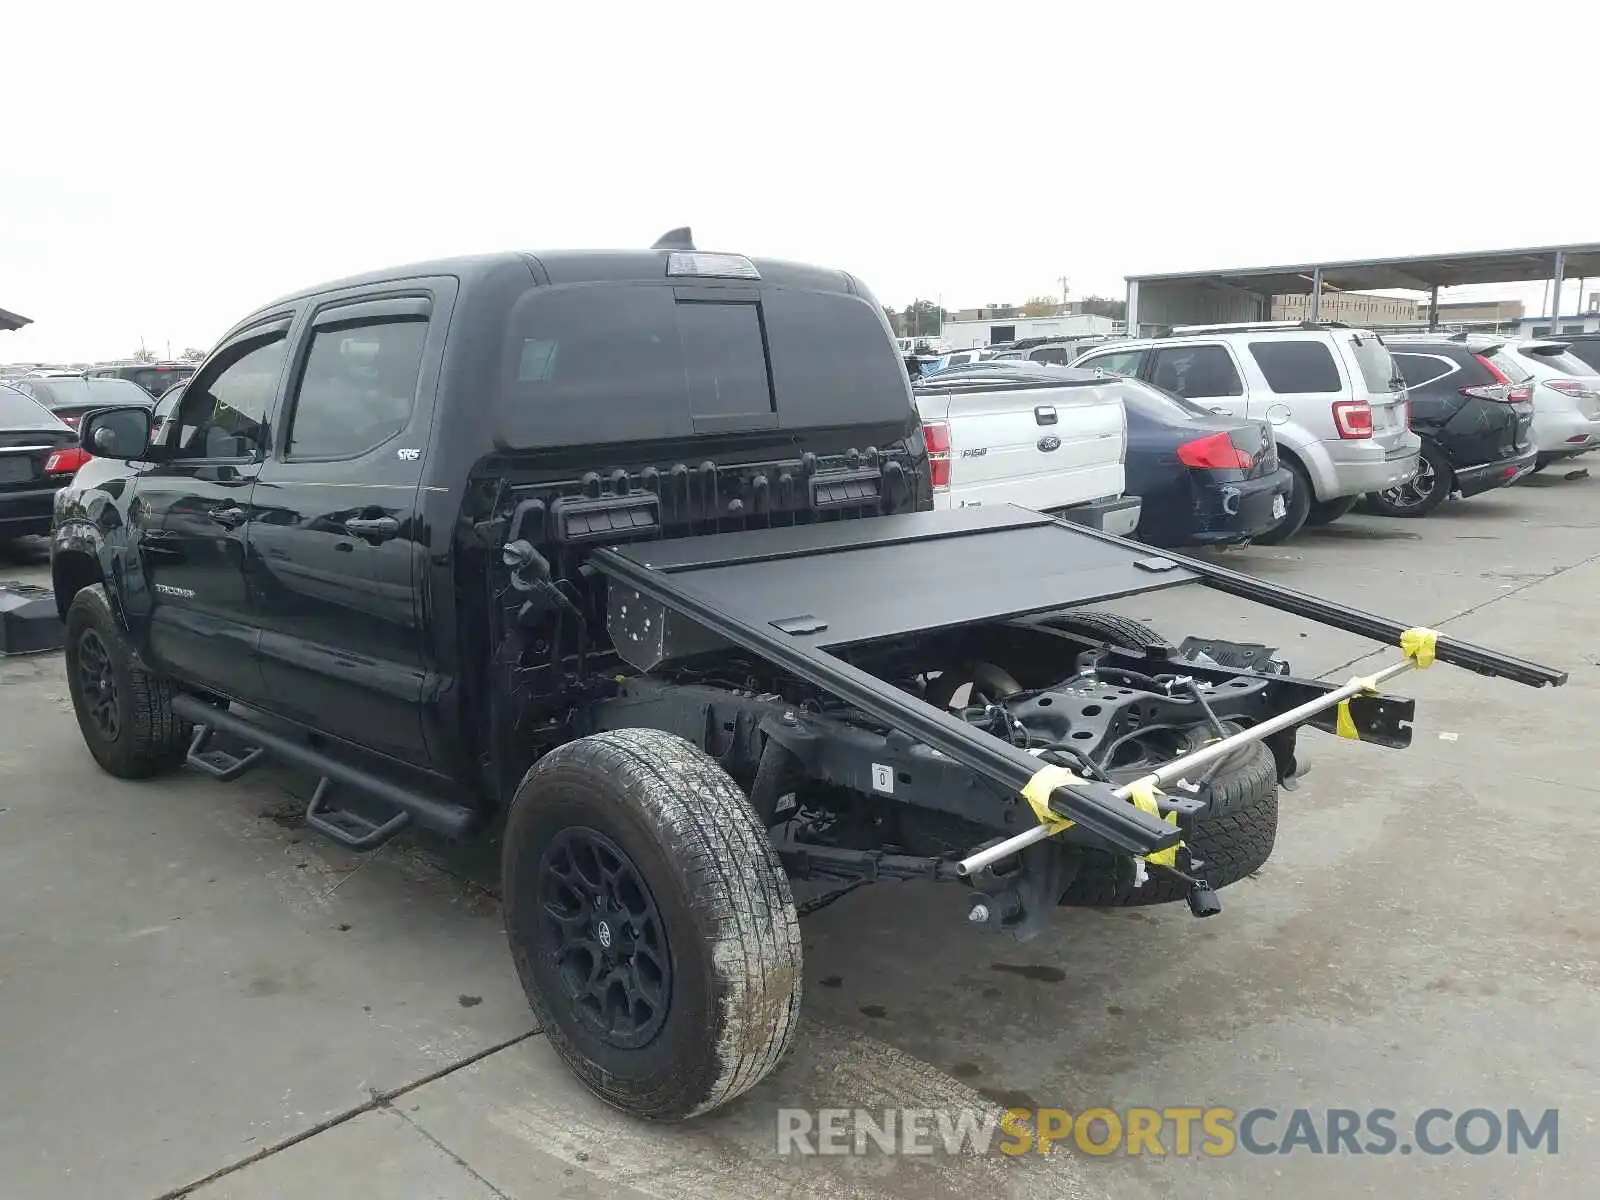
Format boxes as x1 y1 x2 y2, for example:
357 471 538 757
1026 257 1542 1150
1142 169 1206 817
957 628 1441 879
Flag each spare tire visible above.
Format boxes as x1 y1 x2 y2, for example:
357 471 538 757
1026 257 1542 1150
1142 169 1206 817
1058 723 1278 907
1037 610 1172 651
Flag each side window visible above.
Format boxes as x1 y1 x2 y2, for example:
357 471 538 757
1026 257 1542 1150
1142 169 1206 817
1149 345 1244 399
1081 349 1144 376
170 335 287 460
1247 339 1342 393
1029 347 1071 365
1391 353 1456 393
287 317 428 458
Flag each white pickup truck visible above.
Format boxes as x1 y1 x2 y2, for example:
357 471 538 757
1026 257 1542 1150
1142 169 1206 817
913 363 1140 534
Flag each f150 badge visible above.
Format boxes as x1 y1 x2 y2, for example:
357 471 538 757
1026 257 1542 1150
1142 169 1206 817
960 447 987 458
1038 435 1062 452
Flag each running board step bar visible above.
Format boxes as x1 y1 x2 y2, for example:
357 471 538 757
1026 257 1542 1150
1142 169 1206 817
305 778 411 850
186 725 268 781
171 695 476 842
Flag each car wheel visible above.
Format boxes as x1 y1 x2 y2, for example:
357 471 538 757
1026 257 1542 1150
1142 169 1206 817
1059 723 1278 907
1305 495 1359 527
502 729 802 1121
1249 461 1312 545
1365 442 1452 518
64 585 194 779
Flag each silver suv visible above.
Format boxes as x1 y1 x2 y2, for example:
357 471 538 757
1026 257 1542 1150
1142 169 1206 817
1072 322 1421 542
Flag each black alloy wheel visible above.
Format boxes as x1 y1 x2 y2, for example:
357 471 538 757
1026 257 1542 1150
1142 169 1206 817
75 628 121 741
536 826 672 1051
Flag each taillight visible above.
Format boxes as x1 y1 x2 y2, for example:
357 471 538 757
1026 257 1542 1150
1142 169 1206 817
1474 353 1511 385
1461 384 1514 402
1175 431 1253 470
923 420 951 492
1543 379 1593 398
44 447 92 475
1331 400 1373 439
59 413 80 429
1508 386 1533 404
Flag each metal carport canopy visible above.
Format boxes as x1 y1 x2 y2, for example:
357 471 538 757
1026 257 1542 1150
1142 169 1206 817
0 307 32 333
1124 242 1600 329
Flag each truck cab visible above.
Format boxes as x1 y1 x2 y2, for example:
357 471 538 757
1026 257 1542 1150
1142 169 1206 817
52 244 931 793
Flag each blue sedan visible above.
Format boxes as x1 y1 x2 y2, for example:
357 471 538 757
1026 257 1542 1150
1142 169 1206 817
1118 378 1294 547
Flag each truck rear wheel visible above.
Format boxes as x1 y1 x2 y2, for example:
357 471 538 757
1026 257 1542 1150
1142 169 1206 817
502 729 802 1121
1059 723 1278 907
64 584 193 779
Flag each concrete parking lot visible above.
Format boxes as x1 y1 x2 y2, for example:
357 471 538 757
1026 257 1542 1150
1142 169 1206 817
2 474 1596 1199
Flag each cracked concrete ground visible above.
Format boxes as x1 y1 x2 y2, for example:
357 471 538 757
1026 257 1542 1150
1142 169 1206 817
1 471 1596 1198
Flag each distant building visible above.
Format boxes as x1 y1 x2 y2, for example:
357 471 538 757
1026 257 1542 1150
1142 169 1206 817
1414 299 1527 325
938 312 1117 350
1270 291 1415 325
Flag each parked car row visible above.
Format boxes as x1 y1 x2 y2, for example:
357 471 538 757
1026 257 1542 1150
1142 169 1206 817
903 321 1596 548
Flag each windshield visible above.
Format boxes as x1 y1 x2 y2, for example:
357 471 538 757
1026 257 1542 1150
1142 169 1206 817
1126 380 1218 420
1349 335 1402 394
21 376 152 410
0 387 65 429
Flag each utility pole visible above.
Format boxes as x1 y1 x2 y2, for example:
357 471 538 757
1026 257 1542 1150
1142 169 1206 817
1058 276 1070 306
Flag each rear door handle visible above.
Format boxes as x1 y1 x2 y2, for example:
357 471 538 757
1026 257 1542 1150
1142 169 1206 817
343 515 400 542
209 505 247 529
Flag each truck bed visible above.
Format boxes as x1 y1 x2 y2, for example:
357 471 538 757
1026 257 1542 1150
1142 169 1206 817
589 502 1563 858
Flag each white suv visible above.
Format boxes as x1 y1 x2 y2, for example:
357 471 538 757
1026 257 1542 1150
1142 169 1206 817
1498 339 1600 469
1072 323 1420 542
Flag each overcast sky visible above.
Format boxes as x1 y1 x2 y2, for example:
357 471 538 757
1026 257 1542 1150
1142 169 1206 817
4 2 1598 362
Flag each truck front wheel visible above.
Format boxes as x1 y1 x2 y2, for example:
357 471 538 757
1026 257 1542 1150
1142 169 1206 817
64 584 192 779
502 729 803 1121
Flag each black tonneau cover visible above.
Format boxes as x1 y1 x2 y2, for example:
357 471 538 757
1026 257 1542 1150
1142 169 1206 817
606 506 1195 649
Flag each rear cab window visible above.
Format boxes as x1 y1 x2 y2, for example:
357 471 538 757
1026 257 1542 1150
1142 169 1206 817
497 283 911 447
1248 340 1342 393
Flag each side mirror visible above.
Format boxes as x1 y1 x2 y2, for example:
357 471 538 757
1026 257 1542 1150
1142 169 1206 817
80 405 155 461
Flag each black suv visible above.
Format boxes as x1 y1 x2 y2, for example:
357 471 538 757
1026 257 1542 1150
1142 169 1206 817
86 360 197 398
1557 332 1600 373
1366 334 1537 516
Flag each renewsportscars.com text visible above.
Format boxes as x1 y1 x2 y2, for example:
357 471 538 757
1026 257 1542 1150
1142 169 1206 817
775 1106 1559 1158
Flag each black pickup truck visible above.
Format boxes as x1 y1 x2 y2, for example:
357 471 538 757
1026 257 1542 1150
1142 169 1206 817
50 230 1563 1122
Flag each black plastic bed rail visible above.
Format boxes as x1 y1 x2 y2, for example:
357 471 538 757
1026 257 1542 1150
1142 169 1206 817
1043 517 1567 689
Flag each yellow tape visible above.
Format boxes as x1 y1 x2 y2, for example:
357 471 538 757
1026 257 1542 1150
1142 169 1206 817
1020 765 1081 834
1335 675 1381 740
1401 626 1439 668
1126 779 1181 869
1021 767 1183 869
